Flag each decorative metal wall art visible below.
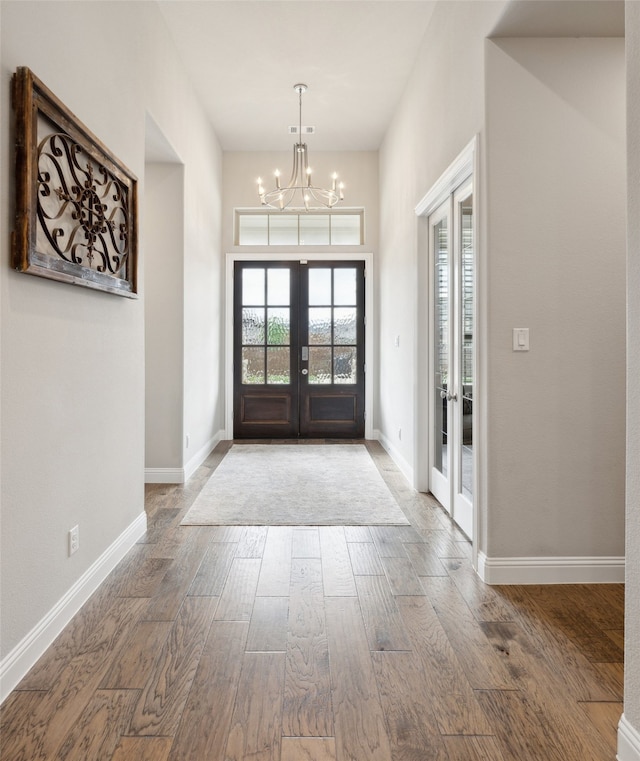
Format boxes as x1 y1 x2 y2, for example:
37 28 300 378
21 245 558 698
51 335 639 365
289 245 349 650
11 67 138 297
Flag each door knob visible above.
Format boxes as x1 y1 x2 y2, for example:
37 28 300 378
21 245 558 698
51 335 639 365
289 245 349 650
440 389 457 402
301 368 308 375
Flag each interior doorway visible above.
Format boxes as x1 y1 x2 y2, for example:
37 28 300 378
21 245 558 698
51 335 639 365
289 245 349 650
229 257 370 439
415 138 478 543
429 183 474 537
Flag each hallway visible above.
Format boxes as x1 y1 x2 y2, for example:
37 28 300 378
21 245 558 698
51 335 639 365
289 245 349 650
0 442 623 760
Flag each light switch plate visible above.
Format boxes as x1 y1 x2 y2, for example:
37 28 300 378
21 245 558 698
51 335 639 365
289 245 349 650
513 328 529 351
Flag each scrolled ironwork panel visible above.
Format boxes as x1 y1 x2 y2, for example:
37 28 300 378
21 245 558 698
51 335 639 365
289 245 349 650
12 67 138 297
37 126 131 277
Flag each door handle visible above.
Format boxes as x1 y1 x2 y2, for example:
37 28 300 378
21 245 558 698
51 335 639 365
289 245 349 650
440 389 457 402
301 369 308 375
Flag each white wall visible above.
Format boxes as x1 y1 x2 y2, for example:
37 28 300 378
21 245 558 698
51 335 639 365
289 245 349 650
624 0 640 748
0 0 223 679
144 162 185 471
222 151 379 256
183 136 224 471
379 1 626 571
484 37 626 562
378 0 506 481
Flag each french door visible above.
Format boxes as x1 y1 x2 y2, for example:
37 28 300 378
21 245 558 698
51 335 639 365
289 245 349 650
233 260 365 438
430 181 474 538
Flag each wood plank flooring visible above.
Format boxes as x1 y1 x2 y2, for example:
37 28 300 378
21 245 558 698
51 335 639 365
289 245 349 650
1 440 624 760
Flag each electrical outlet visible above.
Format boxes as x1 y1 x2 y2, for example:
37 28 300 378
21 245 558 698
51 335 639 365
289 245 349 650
69 525 79 556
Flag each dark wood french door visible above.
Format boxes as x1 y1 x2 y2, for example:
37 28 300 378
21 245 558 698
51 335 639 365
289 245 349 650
233 260 365 438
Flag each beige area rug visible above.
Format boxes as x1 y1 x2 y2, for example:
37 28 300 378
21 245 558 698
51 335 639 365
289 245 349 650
180 444 409 526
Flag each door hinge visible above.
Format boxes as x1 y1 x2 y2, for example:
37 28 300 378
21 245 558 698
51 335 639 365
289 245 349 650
363 363 366 374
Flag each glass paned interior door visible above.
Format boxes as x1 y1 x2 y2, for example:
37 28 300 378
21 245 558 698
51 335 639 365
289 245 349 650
451 184 474 539
458 196 474 503
429 181 474 538
430 202 452 515
434 218 449 479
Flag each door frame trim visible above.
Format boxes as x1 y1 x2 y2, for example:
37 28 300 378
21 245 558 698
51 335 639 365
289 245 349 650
225 252 374 440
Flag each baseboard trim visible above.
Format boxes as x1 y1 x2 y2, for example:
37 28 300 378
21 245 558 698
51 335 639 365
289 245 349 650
184 429 225 481
477 551 625 584
145 429 225 484
144 467 184 484
373 428 414 485
0 511 147 704
618 714 640 761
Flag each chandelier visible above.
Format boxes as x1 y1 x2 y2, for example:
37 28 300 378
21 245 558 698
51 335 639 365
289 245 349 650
257 84 344 211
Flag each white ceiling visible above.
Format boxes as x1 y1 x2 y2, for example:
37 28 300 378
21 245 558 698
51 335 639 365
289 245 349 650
490 0 624 37
156 0 625 154
157 0 438 151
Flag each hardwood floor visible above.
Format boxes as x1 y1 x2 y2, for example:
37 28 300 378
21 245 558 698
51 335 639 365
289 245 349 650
1 441 624 760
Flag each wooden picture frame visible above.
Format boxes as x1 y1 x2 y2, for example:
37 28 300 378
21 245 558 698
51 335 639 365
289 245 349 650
11 67 138 297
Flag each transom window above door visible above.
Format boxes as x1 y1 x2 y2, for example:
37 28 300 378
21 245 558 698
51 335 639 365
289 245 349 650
235 209 364 246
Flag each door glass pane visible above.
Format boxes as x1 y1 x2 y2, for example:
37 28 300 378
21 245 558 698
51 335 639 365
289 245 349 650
267 268 290 305
267 308 290 345
269 215 298 245
334 268 356 305
242 308 265 344
434 217 449 477
460 196 473 501
334 307 357 344
308 307 332 344
243 268 265 305
300 215 330 245
309 268 331 305
308 347 332 384
267 347 290 384
334 347 357 384
242 346 265 384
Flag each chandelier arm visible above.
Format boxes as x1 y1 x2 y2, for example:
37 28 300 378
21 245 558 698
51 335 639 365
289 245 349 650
300 143 309 186
285 143 300 189
307 187 339 207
